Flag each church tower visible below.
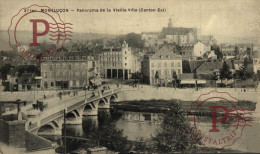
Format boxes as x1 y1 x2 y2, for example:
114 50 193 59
168 18 173 28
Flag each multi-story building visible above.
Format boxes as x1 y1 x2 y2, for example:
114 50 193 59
199 35 216 46
149 46 183 86
161 18 198 46
193 42 211 57
41 51 96 90
141 32 159 40
97 41 141 79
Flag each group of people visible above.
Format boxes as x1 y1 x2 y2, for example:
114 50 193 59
57 90 79 100
32 100 45 111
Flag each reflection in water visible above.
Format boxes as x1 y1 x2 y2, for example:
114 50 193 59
64 110 260 153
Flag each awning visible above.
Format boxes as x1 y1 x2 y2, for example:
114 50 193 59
90 78 102 86
180 80 206 84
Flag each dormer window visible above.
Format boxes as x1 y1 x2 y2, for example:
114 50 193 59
160 55 163 58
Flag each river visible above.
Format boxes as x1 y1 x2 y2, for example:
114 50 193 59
62 109 260 153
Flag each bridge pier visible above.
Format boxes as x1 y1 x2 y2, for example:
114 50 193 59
66 117 82 125
25 88 121 138
98 103 110 109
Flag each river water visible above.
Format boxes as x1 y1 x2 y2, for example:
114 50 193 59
64 110 260 153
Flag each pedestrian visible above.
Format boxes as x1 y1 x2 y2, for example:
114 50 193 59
59 92 62 100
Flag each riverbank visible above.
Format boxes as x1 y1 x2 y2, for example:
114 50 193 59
111 99 256 114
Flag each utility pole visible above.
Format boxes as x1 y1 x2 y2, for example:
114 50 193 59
63 109 67 154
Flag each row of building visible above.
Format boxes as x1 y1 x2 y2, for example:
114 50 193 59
1 40 259 91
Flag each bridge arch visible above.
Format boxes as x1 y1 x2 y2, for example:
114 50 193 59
66 111 77 121
73 109 80 117
98 99 106 108
37 122 58 136
110 95 116 103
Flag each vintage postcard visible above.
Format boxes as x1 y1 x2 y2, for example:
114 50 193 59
0 0 259 153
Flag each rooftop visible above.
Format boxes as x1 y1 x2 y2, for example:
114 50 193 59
150 46 182 60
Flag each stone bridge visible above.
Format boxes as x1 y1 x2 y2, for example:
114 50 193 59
25 88 121 136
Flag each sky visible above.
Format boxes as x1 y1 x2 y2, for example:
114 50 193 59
0 0 260 44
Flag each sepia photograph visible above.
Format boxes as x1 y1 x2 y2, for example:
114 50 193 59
0 0 260 153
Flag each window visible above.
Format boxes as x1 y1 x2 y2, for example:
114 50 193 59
75 64 78 69
164 62 167 67
79 80 84 85
56 57 60 60
51 82 54 87
22 85 25 89
125 57 127 60
158 70 161 76
178 69 181 74
171 62 174 67
164 70 168 75
73 80 76 86
171 69 176 75
125 63 127 66
151 70 154 76
178 62 181 67
151 62 154 68
158 62 161 67
125 51 127 54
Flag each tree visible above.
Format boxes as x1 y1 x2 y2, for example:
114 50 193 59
194 69 198 91
219 61 232 83
211 44 223 60
238 57 254 80
234 46 239 58
0 64 12 80
119 33 144 49
172 71 177 90
88 112 131 153
155 71 159 87
153 103 200 152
